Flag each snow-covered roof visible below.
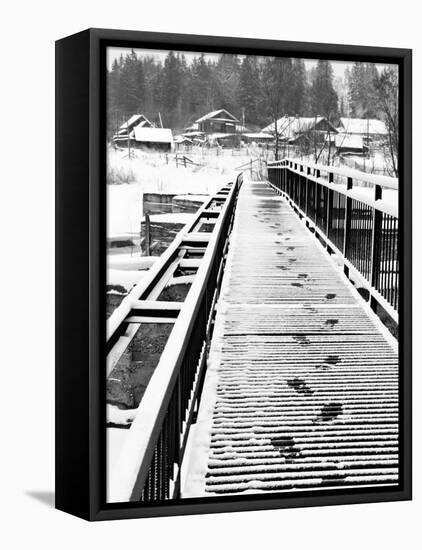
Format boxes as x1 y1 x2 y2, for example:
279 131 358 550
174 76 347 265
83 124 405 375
133 127 173 144
208 132 236 140
243 132 274 139
338 118 388 135
335 134 364 149
195 109 239 123
119 114 153 130
185 123 199 131
262 116 336 138
174 135 193 144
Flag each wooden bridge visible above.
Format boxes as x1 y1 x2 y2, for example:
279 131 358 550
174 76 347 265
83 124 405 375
106 159 398 503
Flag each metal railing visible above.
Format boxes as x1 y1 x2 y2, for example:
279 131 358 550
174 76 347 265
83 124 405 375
107 175 240 503
267 159 399 322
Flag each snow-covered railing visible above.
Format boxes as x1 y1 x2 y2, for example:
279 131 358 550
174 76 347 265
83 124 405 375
107 176 240 503
267 159 398 322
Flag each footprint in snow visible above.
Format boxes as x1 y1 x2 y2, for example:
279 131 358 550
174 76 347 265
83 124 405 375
314 402 343 423
270 436 301 461
293 334 310 345
287 377 314 395
316 354 341 369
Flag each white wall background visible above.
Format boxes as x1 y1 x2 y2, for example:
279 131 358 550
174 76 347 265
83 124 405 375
0 1 419 547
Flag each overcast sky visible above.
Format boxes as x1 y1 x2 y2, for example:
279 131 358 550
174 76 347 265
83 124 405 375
107 46 394 80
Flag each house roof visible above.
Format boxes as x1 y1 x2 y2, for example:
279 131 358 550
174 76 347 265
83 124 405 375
119 114 153 130
335 134 364 149
195 109 239 123
133 127 173 143
262 116 336 138
185 123 199 131
339 118 388 135
174 135 193 144
243 133 274 140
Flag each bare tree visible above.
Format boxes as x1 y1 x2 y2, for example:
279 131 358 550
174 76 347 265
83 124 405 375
375 67 399 177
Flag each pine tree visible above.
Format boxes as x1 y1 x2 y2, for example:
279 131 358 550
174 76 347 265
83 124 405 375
291 58 308 116
310 60 338 121
238 56 261 127
261 57 294 158
119 50 144 115
213 54 241 117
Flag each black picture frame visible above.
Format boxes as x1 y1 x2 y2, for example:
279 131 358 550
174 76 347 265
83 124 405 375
55 28 412 521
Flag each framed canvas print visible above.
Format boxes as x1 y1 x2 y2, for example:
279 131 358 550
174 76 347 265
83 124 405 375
55 28 412 521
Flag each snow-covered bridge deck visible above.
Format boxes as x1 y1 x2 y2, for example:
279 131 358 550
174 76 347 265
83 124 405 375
183 179 398 497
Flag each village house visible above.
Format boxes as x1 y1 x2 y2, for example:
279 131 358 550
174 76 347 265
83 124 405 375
195 109 239 134
112 114 154 146
174 135 193 150
336 117 388 146
262 116 337 144
131 127 173 152
240 132 274 146
335 134 368 155
112 114 173 151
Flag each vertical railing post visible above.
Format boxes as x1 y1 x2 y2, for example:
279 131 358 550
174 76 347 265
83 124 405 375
370 185 383 309
326 171 334 237
314 169 320 224
305 166 311 217
343 176 353 275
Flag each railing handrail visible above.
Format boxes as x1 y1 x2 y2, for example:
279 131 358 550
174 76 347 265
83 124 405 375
107 199 210 343
268 158 398 191
268 158 398 218
107 180 239 503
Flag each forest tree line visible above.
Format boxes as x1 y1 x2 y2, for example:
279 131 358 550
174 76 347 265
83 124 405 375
107 50 398 149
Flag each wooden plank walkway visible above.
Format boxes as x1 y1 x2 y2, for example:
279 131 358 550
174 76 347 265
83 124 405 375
182 179 398 497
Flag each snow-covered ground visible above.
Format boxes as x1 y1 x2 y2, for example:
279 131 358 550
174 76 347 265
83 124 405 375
107 147 250 240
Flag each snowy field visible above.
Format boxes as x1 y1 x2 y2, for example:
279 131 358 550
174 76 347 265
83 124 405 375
107 147 253 239
106 147 253 293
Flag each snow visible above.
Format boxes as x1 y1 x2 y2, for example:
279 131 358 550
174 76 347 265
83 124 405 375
195 109 238 123
339 117 388 135
107 147 246 239
142 213 194 224
335 134 364 149
107 404 137 426
108 254 156 271
173 194 209 202
133 126 173 144
107 268 145 290
107 428 130 488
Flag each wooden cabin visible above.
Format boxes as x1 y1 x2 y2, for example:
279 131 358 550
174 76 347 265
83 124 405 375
337 118 388 146
262 116 337 144
132 127 173 152
195 109 239 134
112 114 155 146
